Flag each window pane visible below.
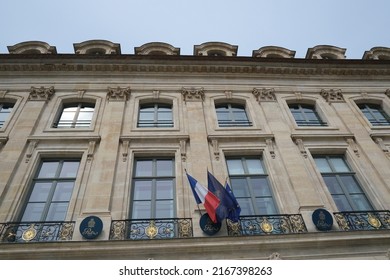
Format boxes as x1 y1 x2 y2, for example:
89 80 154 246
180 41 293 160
21 203 45 222
323 176 344 194
255 197 277 215
59 161 80 178
330 157 350 172
339 175 362 193
156 159 173 176
227 159 244 175
156 180 174 199
135 160 153 177
132 201 151 219
133 180 152 200
236 198 254 215
332 195 353 212
351 194 373 211
230 178 250 197
38 162 59 178
246 159 264 174
314 158 332 173
252 178 272 197
46 203 68 221
29 182 52 202
52 182 74 201
155 201 174 218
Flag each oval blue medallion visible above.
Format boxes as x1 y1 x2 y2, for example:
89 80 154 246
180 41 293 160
79 216 103 239
312 209 333 231
199 213 221 236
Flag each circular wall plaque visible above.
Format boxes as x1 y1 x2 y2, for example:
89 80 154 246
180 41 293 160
312 208 333 231
79 216 103 239
199 213 221 236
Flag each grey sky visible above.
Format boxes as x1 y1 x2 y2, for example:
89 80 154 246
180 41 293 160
1 0 390 58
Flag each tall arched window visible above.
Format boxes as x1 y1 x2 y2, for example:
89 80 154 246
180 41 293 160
289 103 327 127
215 103 251 127
138 103 173 128
54 102 95 128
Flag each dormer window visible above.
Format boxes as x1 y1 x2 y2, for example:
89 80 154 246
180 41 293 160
73 40 121 54
194 42 238 56
7 41 57 54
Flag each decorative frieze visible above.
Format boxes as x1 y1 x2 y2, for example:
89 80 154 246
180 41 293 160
28 86 55 102
252 88 276 103
181 87 205 102
107 87 131 101
320 89 344 103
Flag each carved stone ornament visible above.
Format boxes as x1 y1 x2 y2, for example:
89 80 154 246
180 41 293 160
295 138 307 158
29 86 55 101
346 138 360 157
320 89 344 103
252 88 276 103
107 87 131 101
266 138 276 159
181 87 205 102
26 140 38 163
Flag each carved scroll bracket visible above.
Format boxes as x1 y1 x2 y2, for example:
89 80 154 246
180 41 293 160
346 137 360 157
266 138 276 159
295 138 307 158
29 86 55 102
87 140 97 162
179 139 187 162
26 140 39 163
121 140 130 162
107 87 131 101
181 87 205 103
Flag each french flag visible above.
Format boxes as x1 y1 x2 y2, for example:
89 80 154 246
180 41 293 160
186 172 220 223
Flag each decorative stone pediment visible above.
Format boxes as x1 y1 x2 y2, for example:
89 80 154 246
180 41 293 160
320 89 344 103
135 42 180 55
252 88 276 102
306 45 346 59
252 46 296 58
194 42 238 56
7 41 57 54
107 87 131 101
29 86 55 101
74 40 121 54
363 47 390 60
181 87 205 102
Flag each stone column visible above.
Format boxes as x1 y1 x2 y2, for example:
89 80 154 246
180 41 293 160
0 86 54 221
80 87 130 239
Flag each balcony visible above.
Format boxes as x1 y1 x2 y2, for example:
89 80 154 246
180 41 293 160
334 210 390 231
226 214 307 236
109 218 193 240
0 221 75 243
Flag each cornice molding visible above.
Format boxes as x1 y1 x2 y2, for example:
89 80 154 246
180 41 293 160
1 58 390 76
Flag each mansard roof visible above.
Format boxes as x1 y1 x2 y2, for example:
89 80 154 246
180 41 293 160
7 41 57 54
134 42 180 55
73 40 121 54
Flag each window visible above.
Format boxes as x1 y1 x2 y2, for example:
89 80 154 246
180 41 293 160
130 158 175 219
314 156 373 211
54 102 95 128
216 103 251 127
289 104 326 126
358 103 390 126
0 102 14 128
138 104 173 128
20 159 80 222
227 157 277 215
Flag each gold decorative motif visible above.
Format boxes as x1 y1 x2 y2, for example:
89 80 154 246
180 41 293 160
260 218 273 233
146 221 158 239
368 213 381 229
227 219 241 236
334 213 350 231
22 224 37 241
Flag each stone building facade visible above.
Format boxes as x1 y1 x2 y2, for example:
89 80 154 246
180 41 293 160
0 41 389 259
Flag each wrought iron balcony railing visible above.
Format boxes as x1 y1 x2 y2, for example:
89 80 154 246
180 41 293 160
334 210 390 231
0 221 75 243
109 218 193 240
226 214 308 236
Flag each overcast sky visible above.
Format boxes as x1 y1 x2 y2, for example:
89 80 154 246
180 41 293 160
1 0 390 58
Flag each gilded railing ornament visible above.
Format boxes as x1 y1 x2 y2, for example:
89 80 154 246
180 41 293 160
367 213 381 229
22 224 37 241
260 218 273 233
334 213 350 231
226 219 241 236
146 220 158 239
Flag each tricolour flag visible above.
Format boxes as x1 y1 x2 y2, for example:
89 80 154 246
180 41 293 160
186 172 220 223
208 171 241 223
